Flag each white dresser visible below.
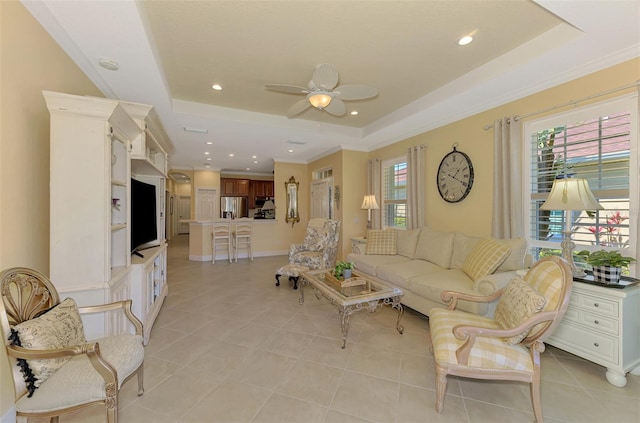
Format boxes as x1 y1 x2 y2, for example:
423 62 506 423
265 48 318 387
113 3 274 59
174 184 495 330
547 280 640 387
351 236 367 254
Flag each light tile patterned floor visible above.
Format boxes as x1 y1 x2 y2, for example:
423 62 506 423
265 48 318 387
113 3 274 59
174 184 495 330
34 235 640 422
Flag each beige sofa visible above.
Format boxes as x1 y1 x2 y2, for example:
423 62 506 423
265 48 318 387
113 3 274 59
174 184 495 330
346 228 529 317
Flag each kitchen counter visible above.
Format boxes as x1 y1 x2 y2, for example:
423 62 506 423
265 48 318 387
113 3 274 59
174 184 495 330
187 219 284 262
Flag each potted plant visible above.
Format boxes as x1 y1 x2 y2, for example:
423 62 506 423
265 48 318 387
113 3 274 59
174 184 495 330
576 250 636 283
334 261 356 280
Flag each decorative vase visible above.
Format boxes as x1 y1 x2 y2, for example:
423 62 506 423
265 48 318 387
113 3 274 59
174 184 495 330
343 268 352 279
592 265 621 283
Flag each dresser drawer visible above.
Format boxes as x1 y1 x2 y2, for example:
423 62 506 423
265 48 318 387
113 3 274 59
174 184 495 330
550 321 618 365
572 292 618 318
579 310 619 334
562 306 619 335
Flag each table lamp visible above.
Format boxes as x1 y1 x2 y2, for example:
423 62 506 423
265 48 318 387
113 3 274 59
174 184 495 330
361 194 379 230
540 177 603 276
261 199 275 217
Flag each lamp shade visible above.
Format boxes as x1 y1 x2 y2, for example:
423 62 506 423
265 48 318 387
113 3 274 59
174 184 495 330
261 200 275 211
307 92 333 109
361 195 379 210
540 178 603 211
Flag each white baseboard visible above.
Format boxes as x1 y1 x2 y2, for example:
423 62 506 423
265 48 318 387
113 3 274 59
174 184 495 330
190 251 287 261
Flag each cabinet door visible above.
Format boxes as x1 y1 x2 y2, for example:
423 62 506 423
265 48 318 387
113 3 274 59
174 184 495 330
265 182 274 197
253 181 266 197
222 179 236 195
237 179 250 195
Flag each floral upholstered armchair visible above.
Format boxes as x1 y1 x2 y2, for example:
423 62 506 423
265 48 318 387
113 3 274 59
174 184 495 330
289 218 341 270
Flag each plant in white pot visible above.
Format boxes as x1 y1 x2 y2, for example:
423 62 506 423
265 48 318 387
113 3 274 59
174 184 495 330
576 250 636 283
334 261 356 280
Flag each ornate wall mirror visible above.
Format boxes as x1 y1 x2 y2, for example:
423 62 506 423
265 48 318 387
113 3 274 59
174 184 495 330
285 176 300 227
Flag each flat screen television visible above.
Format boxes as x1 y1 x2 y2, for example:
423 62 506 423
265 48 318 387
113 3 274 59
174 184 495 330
131 178 158 256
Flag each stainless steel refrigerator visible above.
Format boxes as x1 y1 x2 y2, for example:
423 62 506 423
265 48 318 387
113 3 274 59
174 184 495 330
220 196 248 219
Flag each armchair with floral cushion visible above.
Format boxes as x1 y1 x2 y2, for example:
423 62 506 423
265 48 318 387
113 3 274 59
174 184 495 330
289 218 341 270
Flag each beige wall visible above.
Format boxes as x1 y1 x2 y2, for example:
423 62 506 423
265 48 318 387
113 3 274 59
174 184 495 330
369 58 639 237
0 1 103 416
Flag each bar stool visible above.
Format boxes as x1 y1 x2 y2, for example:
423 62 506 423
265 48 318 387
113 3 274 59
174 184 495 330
212 220 232 263
233 218 253 262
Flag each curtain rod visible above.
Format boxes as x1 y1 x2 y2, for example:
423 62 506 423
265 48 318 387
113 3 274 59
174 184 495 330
483 81 640 130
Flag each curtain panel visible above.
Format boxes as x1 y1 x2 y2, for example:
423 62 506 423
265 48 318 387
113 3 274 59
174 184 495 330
492 116 523 238
366 159 382 229
407 145 426 229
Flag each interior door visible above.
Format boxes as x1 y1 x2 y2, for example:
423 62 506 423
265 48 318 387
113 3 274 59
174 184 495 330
311 179 331 218
178 196 191 234
196 188 217 220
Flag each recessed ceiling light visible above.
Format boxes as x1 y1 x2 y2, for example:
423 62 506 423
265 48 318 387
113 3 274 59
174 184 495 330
98 58 119 71
252 155 257 159
350 110 358 116
211 84 222 91
207 157 212 161
288 149 294 153
246 168 250 171
204 151 210 155
458 35 473 46
206 141 213 145
228 153 234 157
253 160 258 164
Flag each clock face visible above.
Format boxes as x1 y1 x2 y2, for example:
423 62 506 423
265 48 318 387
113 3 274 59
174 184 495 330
437 149 474 203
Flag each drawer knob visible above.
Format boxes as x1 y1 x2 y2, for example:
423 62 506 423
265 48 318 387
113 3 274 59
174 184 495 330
594 303 599 307
594 320 600 325
594 343 599 347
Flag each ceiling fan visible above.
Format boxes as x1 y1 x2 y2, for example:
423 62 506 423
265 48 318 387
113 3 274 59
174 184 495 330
265 63 378 117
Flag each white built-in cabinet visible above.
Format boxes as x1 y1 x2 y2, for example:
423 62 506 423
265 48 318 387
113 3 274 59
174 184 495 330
45 91 169 342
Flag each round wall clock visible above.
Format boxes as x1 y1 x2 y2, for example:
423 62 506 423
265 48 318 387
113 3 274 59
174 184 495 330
437 146 474 203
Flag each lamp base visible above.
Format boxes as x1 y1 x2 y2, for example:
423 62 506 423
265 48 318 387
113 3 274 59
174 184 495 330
561 229 584 277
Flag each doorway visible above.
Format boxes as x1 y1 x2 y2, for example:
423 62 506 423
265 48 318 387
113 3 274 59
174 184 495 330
177 196 191 234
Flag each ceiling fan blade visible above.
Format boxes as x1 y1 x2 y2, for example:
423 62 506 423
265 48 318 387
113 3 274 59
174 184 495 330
334 84 378 100
324 98 346 116
312 64 339 91
287 99 311 117
265 84 308 95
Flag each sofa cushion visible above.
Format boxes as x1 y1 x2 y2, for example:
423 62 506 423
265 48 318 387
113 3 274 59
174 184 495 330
494 278 546 344
496 238 528 272
396 228 421 258
366 229 397 255
11 298 86 394
346 253 410 277
450 232 482 269
414 228 454 269
376 260 444 289
410 269 489 315
462 238 511 281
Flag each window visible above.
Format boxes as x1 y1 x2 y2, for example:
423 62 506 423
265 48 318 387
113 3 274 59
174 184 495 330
382 156 407 229
524 94 638 270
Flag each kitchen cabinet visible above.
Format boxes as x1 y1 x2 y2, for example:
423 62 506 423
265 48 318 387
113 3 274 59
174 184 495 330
221 178 250 196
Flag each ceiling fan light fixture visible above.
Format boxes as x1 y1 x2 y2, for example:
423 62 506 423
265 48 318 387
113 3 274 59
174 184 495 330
307 92 333 109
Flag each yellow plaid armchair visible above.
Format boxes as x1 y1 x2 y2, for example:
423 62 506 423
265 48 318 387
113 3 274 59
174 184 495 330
429 255 572 423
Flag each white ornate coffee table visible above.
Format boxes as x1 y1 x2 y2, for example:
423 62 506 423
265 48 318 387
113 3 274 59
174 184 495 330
299 269 404 348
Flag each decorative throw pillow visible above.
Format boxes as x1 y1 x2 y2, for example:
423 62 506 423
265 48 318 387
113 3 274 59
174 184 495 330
494 278 546 344
365 229 397 255
11 297 86 395
496 238 528 272
462 238 511 281
303 227 327 251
